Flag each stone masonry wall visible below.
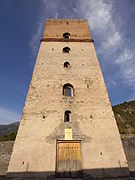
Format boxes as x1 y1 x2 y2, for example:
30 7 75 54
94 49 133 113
43 19 91 41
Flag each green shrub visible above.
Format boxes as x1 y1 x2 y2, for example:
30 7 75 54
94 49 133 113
0 131 17 141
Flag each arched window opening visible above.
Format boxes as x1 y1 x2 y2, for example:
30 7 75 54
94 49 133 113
63 32 70 39
64 110 71 122
64 61 70 68
63 83 73 97
63 47 70 53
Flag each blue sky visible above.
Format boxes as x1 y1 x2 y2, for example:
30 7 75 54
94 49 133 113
0 0 135 124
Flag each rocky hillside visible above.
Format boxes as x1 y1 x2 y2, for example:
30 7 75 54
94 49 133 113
0 122 19 141
113 100 135 135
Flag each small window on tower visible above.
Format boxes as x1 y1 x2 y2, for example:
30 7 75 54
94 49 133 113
63 83 73 97
64 110 71 122
63 32 70 39
64 61 70 68
63 47 70 53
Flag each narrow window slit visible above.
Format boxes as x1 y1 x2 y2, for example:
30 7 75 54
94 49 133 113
63 47 70 53
63 32 70 39
64 61 70 68
64 110 71 122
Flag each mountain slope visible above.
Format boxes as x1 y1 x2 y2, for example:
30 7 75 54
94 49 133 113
112 101 135 135
0 122 19 141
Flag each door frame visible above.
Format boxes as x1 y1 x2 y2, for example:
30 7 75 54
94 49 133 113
56 140 82 177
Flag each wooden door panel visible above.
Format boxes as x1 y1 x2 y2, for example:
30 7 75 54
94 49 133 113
56 141 82 178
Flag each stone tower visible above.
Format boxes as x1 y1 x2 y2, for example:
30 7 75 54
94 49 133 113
7 19 129 179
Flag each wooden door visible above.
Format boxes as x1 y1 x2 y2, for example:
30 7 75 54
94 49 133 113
56 140 82 178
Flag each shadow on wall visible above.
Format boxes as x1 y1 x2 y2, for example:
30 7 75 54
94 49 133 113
6 167 131 179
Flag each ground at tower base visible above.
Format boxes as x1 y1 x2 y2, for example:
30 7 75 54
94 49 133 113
0 137 135 179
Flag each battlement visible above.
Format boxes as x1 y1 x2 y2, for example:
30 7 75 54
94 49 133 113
46 18 88 22
42 18 93 42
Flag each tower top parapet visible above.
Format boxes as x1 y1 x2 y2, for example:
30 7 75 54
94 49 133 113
46 18 88 22
41 18 93 42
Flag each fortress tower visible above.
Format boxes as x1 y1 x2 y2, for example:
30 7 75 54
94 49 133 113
7 19 129 179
